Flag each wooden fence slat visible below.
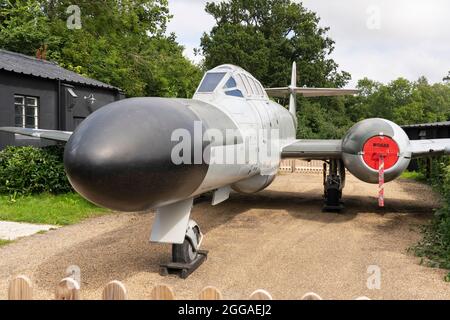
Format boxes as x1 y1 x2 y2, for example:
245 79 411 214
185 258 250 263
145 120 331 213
301 292 323 300
151 284 175 300
5 271 370 301
102 281 127 300
280 160 326 174
199 286 223 300
55 278 80 300
249 289 273 300
8 275 33 300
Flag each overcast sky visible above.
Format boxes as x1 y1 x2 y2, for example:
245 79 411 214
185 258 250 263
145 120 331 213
167 0 450 87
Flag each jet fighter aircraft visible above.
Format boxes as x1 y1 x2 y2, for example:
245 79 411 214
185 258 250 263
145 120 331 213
1 63 449 266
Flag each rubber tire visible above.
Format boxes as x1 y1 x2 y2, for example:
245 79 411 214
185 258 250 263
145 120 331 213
326 188 341 206
172 239 198 264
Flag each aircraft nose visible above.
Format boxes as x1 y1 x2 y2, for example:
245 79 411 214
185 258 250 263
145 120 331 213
64 98 209 212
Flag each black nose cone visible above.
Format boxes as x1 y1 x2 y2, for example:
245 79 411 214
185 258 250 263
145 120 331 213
64 98 209 212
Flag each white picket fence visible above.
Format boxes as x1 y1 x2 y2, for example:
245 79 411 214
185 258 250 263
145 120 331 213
279 160 325 174
7 275 371 300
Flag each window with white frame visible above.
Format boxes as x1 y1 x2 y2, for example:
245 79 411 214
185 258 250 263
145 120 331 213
223 77 244 98
14 95 39 129
248 78 259 96
237 74 250 95
256 81 265 96
242 75 255 95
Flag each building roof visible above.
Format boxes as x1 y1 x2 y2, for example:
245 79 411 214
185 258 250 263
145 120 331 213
402 121 450 129
0 49 119 90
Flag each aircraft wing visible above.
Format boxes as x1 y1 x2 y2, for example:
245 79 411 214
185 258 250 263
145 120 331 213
409 139 450 158
0 127 72 142
282 140 343 160
266 87 359 98
282 139 450 160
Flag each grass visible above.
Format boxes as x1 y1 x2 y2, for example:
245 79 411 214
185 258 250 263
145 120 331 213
0 193 110 226
0 239 13 247
410 213 450 282
401 171 426 181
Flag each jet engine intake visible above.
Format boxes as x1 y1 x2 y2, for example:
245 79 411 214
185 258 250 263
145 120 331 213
341 119 411 184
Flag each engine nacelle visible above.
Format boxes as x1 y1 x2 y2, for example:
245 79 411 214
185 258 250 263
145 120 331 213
232 174 276 194
342 119 411 184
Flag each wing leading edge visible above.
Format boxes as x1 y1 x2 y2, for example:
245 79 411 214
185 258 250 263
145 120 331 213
282 139 450 160
0 127 72 142
282 140 343 160
409 139 450 158
266 87 360 98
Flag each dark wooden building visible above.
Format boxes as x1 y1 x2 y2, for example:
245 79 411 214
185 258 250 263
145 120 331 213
0 49 124 149
402 121 450 172
402 121 450 140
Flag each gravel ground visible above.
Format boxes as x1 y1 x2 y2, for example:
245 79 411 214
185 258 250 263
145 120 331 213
0 173 448 300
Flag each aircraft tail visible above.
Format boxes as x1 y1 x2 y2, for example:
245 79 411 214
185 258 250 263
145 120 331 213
289 62 297 120
265 62 359 126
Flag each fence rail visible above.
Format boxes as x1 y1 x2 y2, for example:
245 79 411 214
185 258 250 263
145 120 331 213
6 275 370 300
279 160 325 174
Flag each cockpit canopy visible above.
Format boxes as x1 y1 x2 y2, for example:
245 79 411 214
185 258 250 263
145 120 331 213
195 65 267 99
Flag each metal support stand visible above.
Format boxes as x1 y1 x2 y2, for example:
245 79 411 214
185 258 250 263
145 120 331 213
323 159 346 212
160 250 209 279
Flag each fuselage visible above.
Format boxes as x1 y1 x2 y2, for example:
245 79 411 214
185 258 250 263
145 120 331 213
191 65 297 196
64 65 296 212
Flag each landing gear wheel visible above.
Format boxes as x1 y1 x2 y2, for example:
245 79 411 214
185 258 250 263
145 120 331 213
326 188 341 207
172 239 197 264
323 159 346 212
172 225 201 264
159 217 208 279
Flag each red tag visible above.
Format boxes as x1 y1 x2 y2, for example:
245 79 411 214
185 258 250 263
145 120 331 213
363 136 400 170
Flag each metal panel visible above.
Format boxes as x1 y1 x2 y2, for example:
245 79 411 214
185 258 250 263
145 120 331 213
150 198 193 244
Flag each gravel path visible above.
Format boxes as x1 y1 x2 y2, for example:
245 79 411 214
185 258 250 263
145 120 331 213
0 174 448 300
0 221 58 241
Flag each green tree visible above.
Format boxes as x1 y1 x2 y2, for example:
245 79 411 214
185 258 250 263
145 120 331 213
349 76 450 126
0 0 202 98
200 0 350 88
0 0 52 56
200 0 353 139
444 71 450 83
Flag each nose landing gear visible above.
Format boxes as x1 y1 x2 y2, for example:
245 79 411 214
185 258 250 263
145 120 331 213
172 220 203 264
323 159 346 212
160 220 209 279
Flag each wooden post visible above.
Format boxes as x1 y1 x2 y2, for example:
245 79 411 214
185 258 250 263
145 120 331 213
249 289 273 300
55 278 80 300
150 284 175 300
8 275 33 300
301 292 322 300
199 286 223 300
102 281 127 300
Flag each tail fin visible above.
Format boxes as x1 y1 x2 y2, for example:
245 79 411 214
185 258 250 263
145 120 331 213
265 61 359 126
289 62 297 120
266 62 359 129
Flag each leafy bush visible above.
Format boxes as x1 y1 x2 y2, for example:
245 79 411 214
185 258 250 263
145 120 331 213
411 158 450 280
0 146 72 196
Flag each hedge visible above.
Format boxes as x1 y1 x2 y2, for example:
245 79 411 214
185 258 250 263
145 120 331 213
411 157 450 279
0 146 72 196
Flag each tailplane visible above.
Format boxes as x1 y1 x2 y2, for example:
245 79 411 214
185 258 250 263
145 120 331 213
265 62 359 124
